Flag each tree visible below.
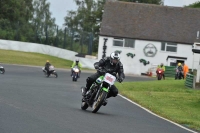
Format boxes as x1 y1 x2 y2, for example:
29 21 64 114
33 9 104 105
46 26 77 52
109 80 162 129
187 1 200 8
64 0 105 53
31 0 56 45
0 0 34 41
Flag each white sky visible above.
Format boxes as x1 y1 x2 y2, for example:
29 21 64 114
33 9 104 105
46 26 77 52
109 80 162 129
47 0 200 27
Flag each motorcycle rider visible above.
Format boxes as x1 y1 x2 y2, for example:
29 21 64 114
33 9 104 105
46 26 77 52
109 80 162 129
82 52 125 106
44 60 51 75
156 63 165 79
176 63 184 79
71 59 82 77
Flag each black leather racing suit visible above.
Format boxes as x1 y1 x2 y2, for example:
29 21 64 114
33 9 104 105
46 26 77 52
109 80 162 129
85 57 125 98
45 62 51 74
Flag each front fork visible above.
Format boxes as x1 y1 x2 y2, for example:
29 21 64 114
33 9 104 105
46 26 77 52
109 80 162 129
94 84 109 101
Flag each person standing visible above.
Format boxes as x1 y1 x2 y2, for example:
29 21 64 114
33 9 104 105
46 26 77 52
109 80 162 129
183 62 189 79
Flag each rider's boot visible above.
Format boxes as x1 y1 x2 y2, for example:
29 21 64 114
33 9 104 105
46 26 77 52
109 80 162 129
81 87 87 96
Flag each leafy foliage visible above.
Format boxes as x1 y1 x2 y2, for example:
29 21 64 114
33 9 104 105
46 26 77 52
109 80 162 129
187 1 200 8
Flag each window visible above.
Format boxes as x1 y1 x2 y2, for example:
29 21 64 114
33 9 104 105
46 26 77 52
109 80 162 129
161 42 177 52
113 38 123 47
124 39 135 48
113 38 135 48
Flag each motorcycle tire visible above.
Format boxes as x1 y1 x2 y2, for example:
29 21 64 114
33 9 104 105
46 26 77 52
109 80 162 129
72 74 77 81
157 74 162 80
92 90 107 113
54 72 58 78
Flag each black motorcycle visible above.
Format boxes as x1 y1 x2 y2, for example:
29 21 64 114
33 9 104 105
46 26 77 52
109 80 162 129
0 65 5 74
42 65 58 78
175 69 184 80
81 68 121 113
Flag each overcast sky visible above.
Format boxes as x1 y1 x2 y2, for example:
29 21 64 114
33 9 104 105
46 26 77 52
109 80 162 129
47 0 200 27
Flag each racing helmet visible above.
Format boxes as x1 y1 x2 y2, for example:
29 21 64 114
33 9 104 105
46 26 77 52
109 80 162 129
110 52 120 65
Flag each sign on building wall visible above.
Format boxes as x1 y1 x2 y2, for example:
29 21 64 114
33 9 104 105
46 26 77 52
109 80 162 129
143 43 157 57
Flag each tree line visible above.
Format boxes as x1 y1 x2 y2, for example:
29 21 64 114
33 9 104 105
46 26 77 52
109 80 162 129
0 0 199 54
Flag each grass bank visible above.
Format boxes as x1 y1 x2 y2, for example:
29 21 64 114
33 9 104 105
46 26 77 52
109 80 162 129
116 79 200 131
0 49 74 69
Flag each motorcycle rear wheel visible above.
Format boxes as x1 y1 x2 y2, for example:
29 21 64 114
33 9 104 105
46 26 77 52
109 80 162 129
0 69 5 74
92 91 107 113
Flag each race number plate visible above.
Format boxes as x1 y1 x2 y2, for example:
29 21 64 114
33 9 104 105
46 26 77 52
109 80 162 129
103 73 116 85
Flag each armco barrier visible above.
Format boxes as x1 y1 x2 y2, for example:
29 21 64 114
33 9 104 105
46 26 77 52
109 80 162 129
185 73 195 88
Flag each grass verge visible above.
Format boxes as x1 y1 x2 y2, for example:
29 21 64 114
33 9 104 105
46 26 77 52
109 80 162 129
0 49 95 70
116 79 200 131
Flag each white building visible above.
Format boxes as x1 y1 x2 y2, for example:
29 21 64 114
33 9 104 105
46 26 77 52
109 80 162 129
98 1 200 75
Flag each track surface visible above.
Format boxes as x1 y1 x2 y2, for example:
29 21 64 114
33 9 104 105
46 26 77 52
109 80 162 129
0 64 195 133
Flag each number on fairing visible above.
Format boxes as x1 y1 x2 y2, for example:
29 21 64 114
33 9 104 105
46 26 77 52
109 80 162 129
103 73 116 85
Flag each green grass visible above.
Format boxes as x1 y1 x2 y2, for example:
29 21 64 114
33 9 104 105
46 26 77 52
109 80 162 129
0 49 73 68
116 80 200 131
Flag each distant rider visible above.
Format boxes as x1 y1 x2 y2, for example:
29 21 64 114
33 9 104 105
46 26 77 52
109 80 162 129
71 59 82 77
176 63 184 79
156 63 165 79
82 52 125 106
45 60 51 74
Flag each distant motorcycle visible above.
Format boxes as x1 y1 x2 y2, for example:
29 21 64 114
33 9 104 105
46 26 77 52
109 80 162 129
0 65 5 74
156 68 164 80
72 66 80 81
175 68 183 80
42 65 58 78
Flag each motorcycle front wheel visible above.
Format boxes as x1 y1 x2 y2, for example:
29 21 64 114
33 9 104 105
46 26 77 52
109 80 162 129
157 74 162 80
54 72 58 78
92 90 107 113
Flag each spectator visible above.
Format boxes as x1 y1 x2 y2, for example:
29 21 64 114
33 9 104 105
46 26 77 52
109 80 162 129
183 62 189 79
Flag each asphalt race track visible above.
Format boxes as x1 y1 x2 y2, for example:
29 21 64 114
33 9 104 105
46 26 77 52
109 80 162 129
0 64 196 133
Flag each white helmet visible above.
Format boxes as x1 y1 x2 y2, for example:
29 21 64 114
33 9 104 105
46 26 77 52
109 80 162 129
75 58 79 62
110 52 120 65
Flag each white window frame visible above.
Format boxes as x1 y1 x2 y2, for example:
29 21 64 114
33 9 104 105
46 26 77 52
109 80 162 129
161 42 177 52
113 38 135 48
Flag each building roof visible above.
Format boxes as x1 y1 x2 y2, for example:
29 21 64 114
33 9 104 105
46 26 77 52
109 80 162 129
100 1 200 44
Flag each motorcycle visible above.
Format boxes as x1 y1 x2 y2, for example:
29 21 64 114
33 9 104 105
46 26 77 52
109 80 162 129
0 65 5 74
72 66 80 82
175 68 183 80
42 65 58 78
81 68 120 113
156 68 164 80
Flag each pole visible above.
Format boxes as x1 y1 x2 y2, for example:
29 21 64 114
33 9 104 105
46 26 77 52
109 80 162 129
63 27 67 48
